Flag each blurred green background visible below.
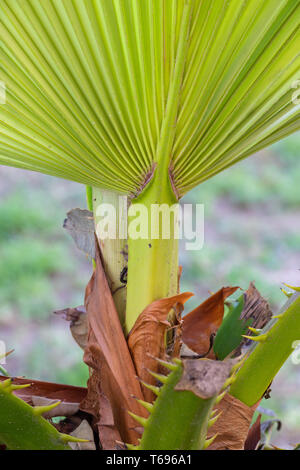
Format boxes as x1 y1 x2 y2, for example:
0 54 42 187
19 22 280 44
0 133 299 447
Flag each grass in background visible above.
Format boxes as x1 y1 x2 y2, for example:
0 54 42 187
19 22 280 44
181 133 300 310
0 133 299 443
0 175 90 386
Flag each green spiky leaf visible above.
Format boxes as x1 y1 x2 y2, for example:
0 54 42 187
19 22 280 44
0 379 74 450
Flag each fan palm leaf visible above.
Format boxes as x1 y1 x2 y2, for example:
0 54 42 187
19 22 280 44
1 0 299 196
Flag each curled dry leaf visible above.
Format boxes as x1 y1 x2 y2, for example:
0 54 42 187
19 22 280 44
0 375 86 405
258 418 282 450
206 393 260 450
54 306 88 350
128 292 193 402
182 287 239 357
234 282 273 356
241 282 273 330
81 239 146 448
63 208 95 259
175 359 235 399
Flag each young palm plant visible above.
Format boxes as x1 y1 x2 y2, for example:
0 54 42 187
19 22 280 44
0 0 300 450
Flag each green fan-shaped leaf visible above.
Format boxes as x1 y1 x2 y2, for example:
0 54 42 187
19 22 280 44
1 0 299 195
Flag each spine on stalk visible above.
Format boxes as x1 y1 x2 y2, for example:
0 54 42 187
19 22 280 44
230 289 300 406
127 357 235 450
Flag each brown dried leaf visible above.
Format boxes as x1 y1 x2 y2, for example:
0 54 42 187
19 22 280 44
167 302 184 359
128 292 193 402
54 306 88 350
182 287 239 356
234 282 273 356
0 375 86 404
63 209 95 258
207 393 260 450
175 359 235 399
244 414 262 450
69 420 96 451
96 387 122 450
79 370 101 423
81 239 146 448
82 339 126 449
242 283 273 329
79 364 122 449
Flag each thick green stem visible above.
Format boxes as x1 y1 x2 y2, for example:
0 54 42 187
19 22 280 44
128 358 234 450
230 291 300 406
93 187 128 328
124 1 193 334
125 168 179 334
